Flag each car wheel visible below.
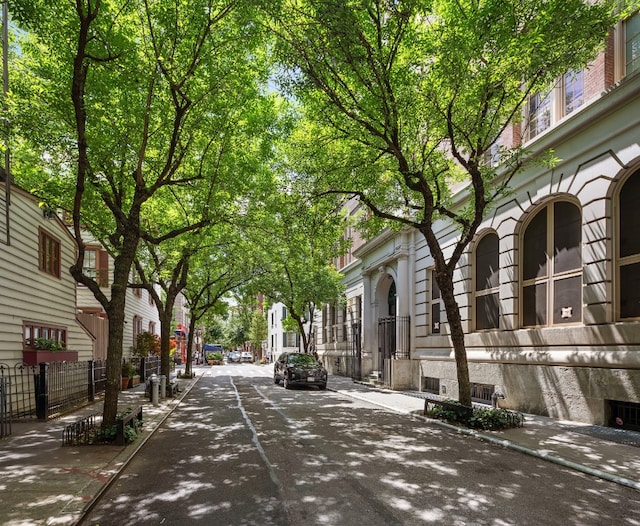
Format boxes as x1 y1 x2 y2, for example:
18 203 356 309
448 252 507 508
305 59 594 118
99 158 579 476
274 373 280 385
283 375 291 389
318 383 327 390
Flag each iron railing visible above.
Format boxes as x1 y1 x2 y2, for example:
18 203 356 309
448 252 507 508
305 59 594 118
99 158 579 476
377 316 411 383
0 377 10 438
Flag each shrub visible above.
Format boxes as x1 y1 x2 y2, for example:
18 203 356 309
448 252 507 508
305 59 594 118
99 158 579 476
469 408 525 430
426 400 524 430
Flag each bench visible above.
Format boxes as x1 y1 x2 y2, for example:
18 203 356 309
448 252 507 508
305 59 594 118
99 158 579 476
115 405 143 446
166 381 180 397
424 399 473 424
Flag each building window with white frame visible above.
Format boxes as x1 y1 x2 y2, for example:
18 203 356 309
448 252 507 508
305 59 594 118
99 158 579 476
563 69 584 116
429 269 441 334
626 11 640 75
474 232 500 330
618 169 640 319
521 201 582 327
527 90 551 139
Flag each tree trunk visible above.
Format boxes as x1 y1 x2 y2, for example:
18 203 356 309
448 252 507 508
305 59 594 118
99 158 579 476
439 278 472 407
102 300 126 428
159 308 174 390
295 314 309 353
101 244 138 428
421 226 472 408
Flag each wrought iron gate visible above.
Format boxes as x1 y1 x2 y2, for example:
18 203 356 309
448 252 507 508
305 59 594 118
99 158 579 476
377 316 410 384
350 321 361 380
378 316 396 383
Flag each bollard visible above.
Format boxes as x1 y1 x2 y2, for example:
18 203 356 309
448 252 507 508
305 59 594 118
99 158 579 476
150 374 159 407
160 375 167 400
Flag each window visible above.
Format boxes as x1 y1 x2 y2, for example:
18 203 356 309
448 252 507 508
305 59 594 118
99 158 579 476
23 322 67 349
83 246 109 286
430 270 441 334
133 316 143 342
148 321 156 334
527 91 551 139
618 170 640 319
626 11 640 75
522 201 582 327
564 70 584 116
38 229 60 278
475 233 500 330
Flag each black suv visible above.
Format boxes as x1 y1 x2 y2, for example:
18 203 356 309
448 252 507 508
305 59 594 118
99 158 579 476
274 352 328 390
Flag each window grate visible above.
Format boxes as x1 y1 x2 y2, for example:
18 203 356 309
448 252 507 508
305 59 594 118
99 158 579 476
423 377 440 395
608 400 640 431
471 382 495 404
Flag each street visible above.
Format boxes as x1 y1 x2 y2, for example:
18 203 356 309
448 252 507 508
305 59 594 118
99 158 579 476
81 365 640 525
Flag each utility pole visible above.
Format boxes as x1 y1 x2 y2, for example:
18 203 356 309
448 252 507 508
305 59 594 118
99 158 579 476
1 2 10 246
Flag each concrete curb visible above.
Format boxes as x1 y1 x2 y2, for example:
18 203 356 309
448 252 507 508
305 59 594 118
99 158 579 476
329 386 640 493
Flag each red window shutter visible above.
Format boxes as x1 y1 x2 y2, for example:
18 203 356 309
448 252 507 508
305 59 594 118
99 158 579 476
98 250 109 287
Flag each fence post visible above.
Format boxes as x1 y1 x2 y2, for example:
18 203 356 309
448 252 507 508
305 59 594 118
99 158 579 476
140 357 146 383
88 360 95 402
35 362 48 420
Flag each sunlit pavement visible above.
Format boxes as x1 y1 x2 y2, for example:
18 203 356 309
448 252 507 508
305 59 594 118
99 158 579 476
0 363 638 525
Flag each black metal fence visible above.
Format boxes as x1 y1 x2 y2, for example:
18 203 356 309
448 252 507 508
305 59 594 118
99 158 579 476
0 355 165 434
0 377 10 439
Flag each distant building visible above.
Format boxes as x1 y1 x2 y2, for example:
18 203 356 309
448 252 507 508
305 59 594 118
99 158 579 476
267 302 301 361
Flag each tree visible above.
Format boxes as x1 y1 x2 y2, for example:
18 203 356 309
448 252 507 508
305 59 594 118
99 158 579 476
182 226 259 373
248 308 268 357
249 191 348 353
9 0 270 426
133 239 192 384
262 0 622 407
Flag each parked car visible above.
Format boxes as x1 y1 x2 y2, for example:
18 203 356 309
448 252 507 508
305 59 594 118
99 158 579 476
241 351 253 363
227 351 241 363
274 352 327 390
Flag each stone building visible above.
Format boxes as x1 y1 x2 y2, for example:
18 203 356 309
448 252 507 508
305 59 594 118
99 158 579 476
316 13 640 428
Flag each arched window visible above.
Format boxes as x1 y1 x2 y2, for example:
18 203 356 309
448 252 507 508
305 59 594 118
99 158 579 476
618 170 640 319
475 232 500 330
522 201 582 327
387 280 397 317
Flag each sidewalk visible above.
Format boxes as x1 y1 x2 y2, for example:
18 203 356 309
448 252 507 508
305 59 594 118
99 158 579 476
328 375 640 492
0 373 638 526
0 376 199 526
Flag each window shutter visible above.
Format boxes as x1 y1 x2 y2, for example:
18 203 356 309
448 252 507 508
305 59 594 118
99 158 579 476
98 250 109 287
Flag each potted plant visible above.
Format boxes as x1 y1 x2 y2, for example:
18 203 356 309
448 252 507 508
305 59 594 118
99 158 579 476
121 362 136 390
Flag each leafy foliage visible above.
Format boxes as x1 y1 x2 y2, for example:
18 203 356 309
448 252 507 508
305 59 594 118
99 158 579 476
261 0 622 406
425 399 524 430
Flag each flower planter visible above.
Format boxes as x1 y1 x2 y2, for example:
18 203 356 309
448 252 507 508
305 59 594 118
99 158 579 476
23 350 78 365
121 377 131 390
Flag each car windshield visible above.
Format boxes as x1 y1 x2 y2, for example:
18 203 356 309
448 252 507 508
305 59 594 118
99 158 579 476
288 354 317 365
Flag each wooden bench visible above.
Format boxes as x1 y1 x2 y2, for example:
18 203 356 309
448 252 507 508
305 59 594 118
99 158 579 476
166 381 179 397
115 405 143 445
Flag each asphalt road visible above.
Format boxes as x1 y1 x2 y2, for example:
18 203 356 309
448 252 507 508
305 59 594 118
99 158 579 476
81 364 640 525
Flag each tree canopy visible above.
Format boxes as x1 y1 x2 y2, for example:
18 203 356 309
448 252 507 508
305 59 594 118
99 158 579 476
261 0 623 405
7 0 277 425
